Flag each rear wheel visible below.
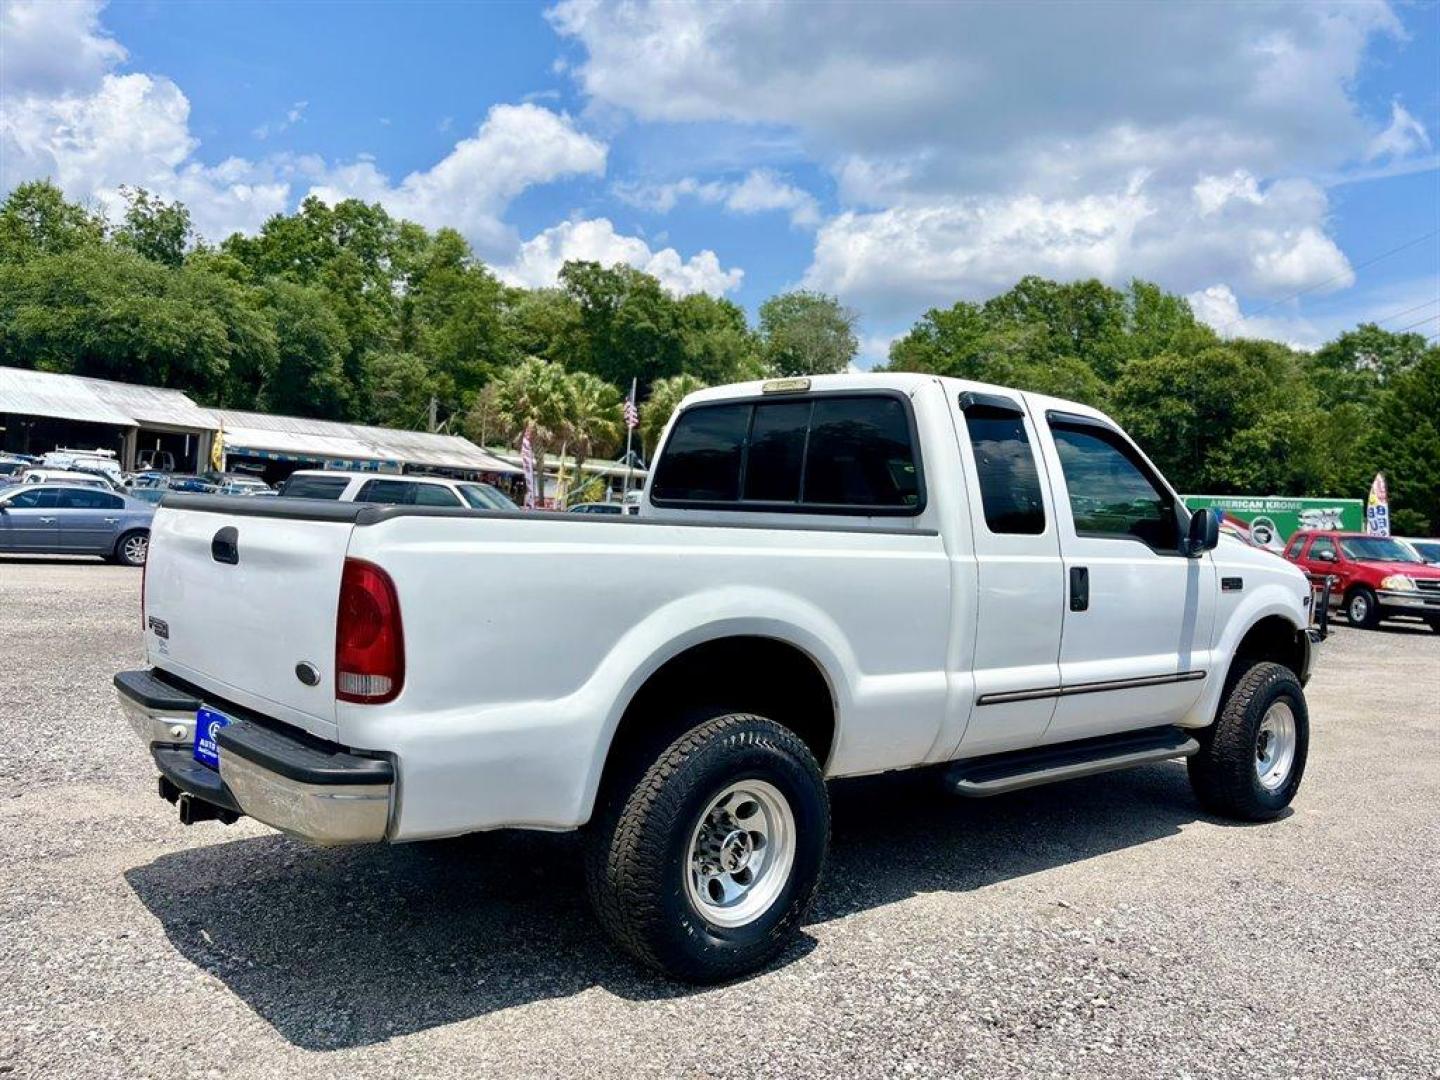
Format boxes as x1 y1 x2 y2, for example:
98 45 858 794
114 530 149 567
585 712 829 983
1188 661 1308 821
1345 587 1380 629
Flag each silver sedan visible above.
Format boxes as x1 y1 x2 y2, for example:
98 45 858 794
0 483 156 565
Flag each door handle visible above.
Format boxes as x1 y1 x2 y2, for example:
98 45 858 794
1069 566 1090 611
103 517 119 524
39 517 56 524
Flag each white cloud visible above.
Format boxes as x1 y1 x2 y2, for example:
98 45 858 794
497 217 742 296
1366 100 1431 161
0 0 126 97
0 7 609 256
555 0 1414 330
307 103 607 258
616 168 820 228
803 173 1353 319
253 100 307 141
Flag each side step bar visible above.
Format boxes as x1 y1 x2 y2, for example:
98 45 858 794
945 725 1199 798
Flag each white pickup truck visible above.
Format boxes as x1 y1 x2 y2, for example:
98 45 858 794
116 374 1321 981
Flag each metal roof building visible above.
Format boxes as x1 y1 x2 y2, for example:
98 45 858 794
1 366 516 477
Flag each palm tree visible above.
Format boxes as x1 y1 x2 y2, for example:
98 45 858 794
492 357 574 505
565 371 623 503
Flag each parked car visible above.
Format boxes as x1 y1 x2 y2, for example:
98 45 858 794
164 474 220 494
1284 530 1440 630
217 477 273 496
568 501 624 515
1 483 154 564
278 469 517 510
40 448 124 485
128 488 168 506
1398 536 1440 566
118 373 1321 982
20 468 117 490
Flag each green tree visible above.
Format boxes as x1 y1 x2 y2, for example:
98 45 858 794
560 260 685 389
0 180 106 264
1359 348 1440 533
256 281 350 418
491 356 575 500
674 293 766 383
365 350 436 429
759 290 857 376
639 373 706 458
115 186 194 267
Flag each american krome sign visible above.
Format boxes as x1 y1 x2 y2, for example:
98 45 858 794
1182 495 1365 551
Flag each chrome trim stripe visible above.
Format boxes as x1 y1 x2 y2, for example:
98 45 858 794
976 669 1206 706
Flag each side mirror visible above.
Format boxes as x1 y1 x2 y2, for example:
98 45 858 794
1314 549 1336 562
1185 508 1220 557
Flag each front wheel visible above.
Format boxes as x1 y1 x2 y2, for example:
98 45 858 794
1346 587 1380 629
114 530 149 567
1188 661 1308 821
585 712 829 983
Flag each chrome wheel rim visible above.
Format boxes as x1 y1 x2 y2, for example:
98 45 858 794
1349 594 1368 623
685 780 795 928
123 535 148 564
1255 701 1297 791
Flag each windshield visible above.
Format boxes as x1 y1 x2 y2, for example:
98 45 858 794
458 483 516 510
1338 536 1421 563
1409 540 1440 563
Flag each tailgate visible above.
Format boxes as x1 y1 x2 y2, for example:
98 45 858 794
142 498 360 739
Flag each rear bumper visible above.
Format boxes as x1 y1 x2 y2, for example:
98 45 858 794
114 668 394 846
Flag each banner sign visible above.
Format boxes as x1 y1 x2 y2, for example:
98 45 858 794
1365 473 1390 536
1181 494 1365 551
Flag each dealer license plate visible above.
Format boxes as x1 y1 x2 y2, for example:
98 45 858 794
193 705 234 770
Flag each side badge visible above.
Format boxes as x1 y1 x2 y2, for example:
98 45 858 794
295 661 322 687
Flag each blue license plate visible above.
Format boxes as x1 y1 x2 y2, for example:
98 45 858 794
193 705 233 770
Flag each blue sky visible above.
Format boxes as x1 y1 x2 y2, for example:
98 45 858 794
3 0 1438 362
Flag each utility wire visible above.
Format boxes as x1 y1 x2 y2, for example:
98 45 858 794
1217 228 1440 331
1373 297 1440 326
1392 312 1440 333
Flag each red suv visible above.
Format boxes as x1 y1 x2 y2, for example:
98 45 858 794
1285 530 1440 631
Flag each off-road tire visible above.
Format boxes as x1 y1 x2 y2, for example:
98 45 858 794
114 530 149 567
584 712 829 983
1188 661 1308 821
1345 586 1380 629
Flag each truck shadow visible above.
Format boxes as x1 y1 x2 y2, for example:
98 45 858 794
125 762 1214 1051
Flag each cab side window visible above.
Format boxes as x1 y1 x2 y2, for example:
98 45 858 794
1050 422 1179 551
412 484 461 507
1284 536 1305 560
4 487 59 509
963 404 1045 535
1309 536 1337 561
55 489 123 510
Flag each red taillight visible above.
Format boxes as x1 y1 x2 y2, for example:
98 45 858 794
335 558 404 704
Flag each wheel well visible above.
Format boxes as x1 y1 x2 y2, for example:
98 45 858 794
599 636 836 799
1226 615 1304 689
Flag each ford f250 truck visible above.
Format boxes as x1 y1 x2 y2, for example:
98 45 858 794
116 374 1321 982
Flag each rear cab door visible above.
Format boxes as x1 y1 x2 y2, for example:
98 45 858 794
1030 402 1216 743
946 388 1065 757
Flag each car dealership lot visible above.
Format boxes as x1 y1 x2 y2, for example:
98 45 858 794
2 558 1437 1079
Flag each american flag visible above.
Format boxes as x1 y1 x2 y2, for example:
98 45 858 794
623 391 639 430
520 424 537 509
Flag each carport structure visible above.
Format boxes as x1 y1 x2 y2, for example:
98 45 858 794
0 366 217 471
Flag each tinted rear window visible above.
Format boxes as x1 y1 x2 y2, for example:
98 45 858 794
282 475 351 499
651 393 922 514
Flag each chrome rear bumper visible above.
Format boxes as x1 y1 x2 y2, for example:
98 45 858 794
114 668 393 846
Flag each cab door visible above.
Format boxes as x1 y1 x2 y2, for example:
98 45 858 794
53 488 126 552
1035 410 1216 743
948 390 1066 757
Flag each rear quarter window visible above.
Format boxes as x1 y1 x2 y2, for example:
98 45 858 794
282 475 352 499
651 392 923 514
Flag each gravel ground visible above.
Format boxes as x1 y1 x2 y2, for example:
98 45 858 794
2 556 1438 1079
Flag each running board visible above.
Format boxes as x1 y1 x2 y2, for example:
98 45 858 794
945 725 1199 798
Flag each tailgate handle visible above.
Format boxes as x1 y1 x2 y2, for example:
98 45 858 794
211 526 239 565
